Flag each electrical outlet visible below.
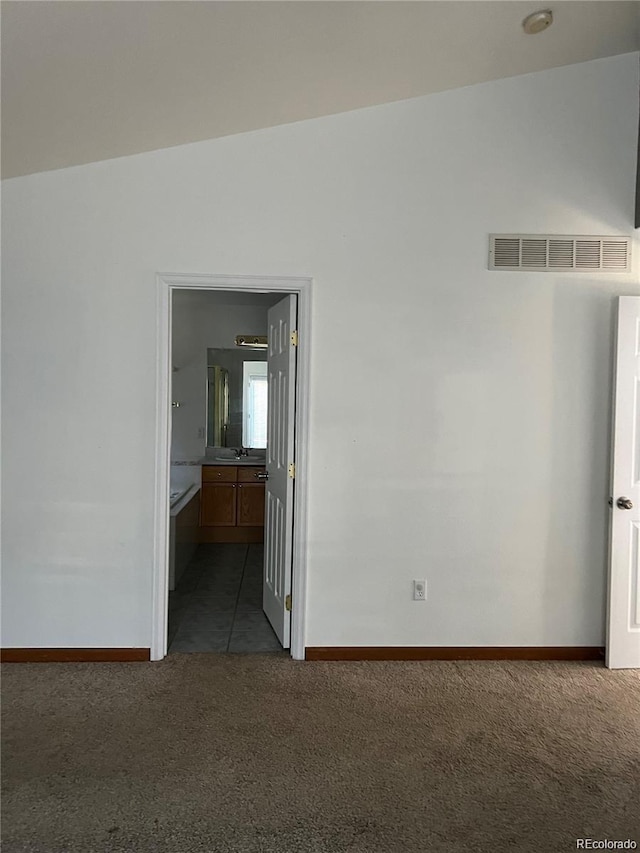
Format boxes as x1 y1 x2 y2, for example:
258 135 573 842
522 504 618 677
413 580 426 601
197 427 205 439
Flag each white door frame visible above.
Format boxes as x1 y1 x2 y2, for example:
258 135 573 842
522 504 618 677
152 273 312 662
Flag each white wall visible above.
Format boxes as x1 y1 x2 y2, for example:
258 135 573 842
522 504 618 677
2 54 638 649
170 292 202 479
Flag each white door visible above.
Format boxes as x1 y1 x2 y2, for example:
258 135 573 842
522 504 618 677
607 296 640 669
263 295 297 648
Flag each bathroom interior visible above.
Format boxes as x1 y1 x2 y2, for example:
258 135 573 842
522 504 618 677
168 288 286 654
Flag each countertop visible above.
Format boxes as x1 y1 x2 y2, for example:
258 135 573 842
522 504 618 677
200 457 266 467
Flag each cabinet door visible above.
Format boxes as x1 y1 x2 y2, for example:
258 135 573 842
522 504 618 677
200 483 237 527
237 483 265 527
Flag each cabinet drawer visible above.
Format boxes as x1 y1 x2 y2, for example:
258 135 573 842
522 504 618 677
202 466 237 482
237 466 266 483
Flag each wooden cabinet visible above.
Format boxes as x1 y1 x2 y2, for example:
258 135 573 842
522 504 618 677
201 465 238 527
200 466 266 542
200 483 236 526
237 484 266 526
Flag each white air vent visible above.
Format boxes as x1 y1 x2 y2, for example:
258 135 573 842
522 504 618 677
489 234 631 273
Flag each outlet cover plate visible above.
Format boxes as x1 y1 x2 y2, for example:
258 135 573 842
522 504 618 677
413 580 426 601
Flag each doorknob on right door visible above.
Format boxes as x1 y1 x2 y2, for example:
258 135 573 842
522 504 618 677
616 496 633 510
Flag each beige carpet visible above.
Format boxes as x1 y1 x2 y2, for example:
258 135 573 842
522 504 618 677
2 656 639 853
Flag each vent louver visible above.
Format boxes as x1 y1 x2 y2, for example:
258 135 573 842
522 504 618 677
489 235 631 273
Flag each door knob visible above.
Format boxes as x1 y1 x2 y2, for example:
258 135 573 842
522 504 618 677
616 497 633 510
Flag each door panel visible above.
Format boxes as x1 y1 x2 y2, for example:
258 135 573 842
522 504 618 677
607 296 640 669
263 295 297 648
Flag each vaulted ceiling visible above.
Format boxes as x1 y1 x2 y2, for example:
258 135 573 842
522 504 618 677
2 1 638 179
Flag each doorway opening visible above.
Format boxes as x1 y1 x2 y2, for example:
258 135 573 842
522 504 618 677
153 274 312 662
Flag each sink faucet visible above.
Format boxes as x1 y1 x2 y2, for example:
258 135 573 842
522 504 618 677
231 447 248 459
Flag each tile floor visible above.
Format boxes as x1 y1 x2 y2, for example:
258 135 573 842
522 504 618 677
168 543 284 654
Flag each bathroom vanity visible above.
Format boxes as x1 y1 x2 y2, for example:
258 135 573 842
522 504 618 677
200 464 266 543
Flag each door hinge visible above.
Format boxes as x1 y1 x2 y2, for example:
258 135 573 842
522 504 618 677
285 594 292 612
290 330 298 347
288 463 295 479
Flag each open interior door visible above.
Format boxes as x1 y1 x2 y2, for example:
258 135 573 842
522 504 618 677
607 295 640 669
263 294 297 648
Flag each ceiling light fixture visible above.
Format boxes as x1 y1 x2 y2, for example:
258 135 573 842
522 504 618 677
522 9 553 34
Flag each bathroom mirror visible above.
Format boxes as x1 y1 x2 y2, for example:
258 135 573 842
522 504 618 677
206 348 268 449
